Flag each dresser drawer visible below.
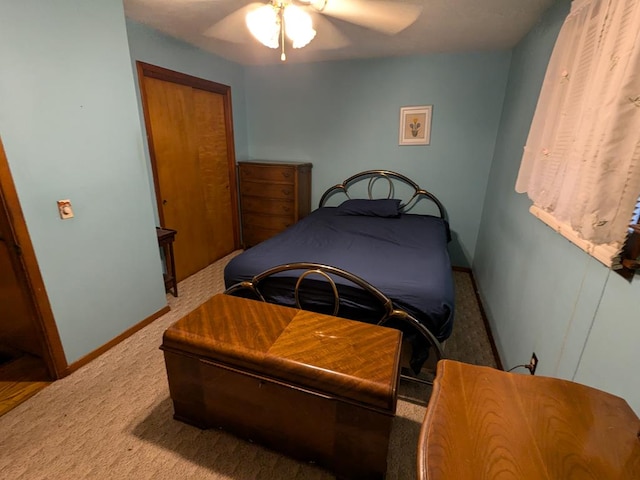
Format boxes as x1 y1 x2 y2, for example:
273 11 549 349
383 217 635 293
241 196 295 216
242 226 282 246
240 164 296 184
242 213 293 231
238 161 312 247
241 181 295 199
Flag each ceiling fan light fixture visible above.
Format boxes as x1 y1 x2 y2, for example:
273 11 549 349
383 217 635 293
308 0 328 11
246 4 280 49
283 5 316 49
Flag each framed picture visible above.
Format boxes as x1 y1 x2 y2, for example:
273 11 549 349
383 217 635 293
398 105 432 145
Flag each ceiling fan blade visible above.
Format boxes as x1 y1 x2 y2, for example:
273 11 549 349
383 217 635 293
319 0 422 35
310 14 351 50
203 2 264 43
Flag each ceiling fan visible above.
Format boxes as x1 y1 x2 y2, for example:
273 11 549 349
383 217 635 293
204 0 423 61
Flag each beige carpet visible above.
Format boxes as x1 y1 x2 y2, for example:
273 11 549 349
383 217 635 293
0 251 497 479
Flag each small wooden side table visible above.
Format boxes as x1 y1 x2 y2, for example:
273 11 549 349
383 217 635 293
417 360 640 479
156 227 178 297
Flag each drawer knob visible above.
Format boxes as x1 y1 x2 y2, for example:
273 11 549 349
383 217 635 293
282 189 291 195
282 171 291 178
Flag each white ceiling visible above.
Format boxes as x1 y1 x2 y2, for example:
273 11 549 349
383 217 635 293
123 0 555 65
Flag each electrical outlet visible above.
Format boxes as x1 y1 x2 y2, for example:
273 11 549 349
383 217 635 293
528 353 538 375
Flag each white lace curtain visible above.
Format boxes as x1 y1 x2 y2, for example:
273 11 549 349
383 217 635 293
516 0 640 266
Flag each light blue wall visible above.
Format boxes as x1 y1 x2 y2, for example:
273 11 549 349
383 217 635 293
0 0 167 364
244 53 512 267
125 20 248 221
4 0 635 415
474 0 640 414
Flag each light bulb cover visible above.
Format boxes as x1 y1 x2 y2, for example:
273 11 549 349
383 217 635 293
246 5 280 49
283 5 316 49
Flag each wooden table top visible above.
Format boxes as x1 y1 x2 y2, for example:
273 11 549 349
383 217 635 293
156 226 176 241
418 360 640 480
162 293 402 411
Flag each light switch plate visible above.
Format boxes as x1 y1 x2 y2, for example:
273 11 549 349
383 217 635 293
57 199 74 219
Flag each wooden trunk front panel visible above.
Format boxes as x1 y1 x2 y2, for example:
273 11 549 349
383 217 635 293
163 351 393 480
162 294 401 480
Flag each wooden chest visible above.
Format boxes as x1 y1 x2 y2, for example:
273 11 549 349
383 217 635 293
161 294 402 479
237 160 312 247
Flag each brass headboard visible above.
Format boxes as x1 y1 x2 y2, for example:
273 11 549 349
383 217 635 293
318 169 445 219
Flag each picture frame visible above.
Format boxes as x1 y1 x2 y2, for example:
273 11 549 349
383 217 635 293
398 105 432 146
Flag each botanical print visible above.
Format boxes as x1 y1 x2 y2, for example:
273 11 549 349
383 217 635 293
405 113 427 139
399 105 432 145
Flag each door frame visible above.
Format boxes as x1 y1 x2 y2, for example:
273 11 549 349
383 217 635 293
136 61 240 248
0 138 67 379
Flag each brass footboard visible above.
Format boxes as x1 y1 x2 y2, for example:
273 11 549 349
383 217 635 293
224 262 445 385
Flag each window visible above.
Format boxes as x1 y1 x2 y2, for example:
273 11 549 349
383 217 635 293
619 196 640 278
515 0 640 269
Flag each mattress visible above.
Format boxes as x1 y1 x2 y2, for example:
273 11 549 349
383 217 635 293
224 207 455 345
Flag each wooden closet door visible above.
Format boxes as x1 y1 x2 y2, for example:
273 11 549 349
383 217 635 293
141 71 238 282
193 89 236 261
144 77 209 281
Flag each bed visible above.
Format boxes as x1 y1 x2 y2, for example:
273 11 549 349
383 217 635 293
224 170 455 376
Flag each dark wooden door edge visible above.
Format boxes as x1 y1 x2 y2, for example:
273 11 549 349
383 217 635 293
0 137 67 379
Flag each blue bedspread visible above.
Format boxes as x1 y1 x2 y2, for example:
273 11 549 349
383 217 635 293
224 207 455 343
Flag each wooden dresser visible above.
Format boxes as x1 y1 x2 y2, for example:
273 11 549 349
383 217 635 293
237 160 312 247
417 360 640 480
